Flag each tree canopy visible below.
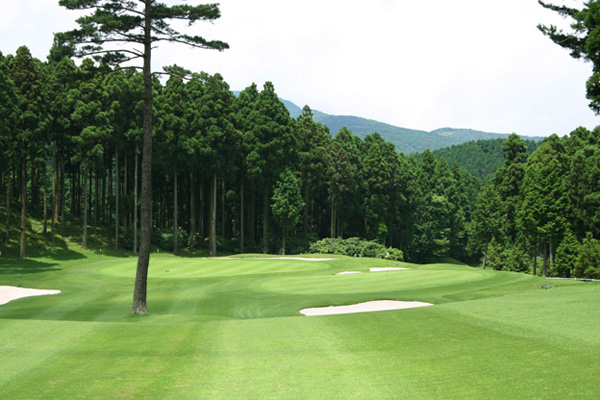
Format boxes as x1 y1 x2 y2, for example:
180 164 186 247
539 0 600 112
58 0 228 314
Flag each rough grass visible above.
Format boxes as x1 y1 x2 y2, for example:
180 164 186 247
0 249 598 399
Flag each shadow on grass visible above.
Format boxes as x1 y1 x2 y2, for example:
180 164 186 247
0 257 61 275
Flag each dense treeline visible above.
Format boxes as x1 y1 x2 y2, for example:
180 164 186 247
468 130 600 279
0 46 480 263
431 139 540 180
1 45 600 279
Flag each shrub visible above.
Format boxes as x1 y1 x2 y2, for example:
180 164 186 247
151 228 188 252
486 238 505 271
553 230 580 278
504 246 529 273
309 237 403 261
574 233 600 279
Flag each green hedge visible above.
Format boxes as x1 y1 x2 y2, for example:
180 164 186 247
308 237 403 261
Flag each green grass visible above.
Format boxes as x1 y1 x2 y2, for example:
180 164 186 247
0 248 599 399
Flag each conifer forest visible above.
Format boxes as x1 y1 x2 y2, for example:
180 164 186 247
2 0 600 283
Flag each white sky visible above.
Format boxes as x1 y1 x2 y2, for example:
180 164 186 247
0 0 597 137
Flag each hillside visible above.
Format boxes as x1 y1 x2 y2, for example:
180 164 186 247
237 93 543 154
282 99 542 154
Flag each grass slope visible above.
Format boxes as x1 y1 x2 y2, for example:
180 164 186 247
0 250 598 399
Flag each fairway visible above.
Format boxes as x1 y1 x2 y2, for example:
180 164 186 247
1 250 599 399
97 255 332 278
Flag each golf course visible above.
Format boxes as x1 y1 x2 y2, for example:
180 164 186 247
1 249 598 399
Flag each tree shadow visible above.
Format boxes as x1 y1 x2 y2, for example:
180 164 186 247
41 247 87 261
0 257 61 275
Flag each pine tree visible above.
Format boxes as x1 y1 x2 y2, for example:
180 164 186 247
0 52 18 245
295 106 330 240
325 128 360 239
271 169 304 255
539 1 600 113
59 0 228 314
156 75 187 255
245 82 295 253
517 135 570 277
468 182 503 269
8 46 49 259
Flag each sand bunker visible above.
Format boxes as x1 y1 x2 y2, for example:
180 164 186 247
336 267 410 275
300 300 433 316
0 286 61 306
370 267 410 272
224 257 336 261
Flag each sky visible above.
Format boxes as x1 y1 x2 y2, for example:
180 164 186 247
0 0 598 137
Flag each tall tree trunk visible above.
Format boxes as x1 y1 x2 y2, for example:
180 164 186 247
282 229 286 256
101 168 106 224
43 166 48 235
94 168 99 234
549 237 554 268
132 8 154 314
173 166 179 256
5 169 10 245
533 242 537 276
89 168 93 225
240 179 245 253
250 180 256 243
20 157 27 259
542 238 548 278
133 147 138 254
303 182 309 241
108 161 113 224
221 178 226 238
31 166 38 211
330 195 336 238
124 153 128 232
60 153 65 236
115 147 120 251
209 172 217 256
82 165 89 250
262 187 269 254
482 239 489 270
71 168 76 216
199 179 204 242
52 151 58 245
189 171 196 250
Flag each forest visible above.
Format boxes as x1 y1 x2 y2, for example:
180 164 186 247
1 43 600 280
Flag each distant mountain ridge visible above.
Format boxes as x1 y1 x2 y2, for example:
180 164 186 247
251 94 544 154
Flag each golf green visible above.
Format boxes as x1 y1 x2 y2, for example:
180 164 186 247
1 250 598 399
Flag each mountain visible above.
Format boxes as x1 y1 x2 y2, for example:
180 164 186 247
308 111 543 154
235 92 543 154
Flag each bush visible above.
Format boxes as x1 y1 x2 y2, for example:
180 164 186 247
504 246 530 273
150 228 188 252
553 230 580 278
574 232 600 279
486 238 505 271
309 237 403 261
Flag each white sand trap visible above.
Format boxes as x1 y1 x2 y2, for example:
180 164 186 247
300 300 433 316
233 257 336 261
0 286 61 306
370 267 410 272
336 271 362 275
